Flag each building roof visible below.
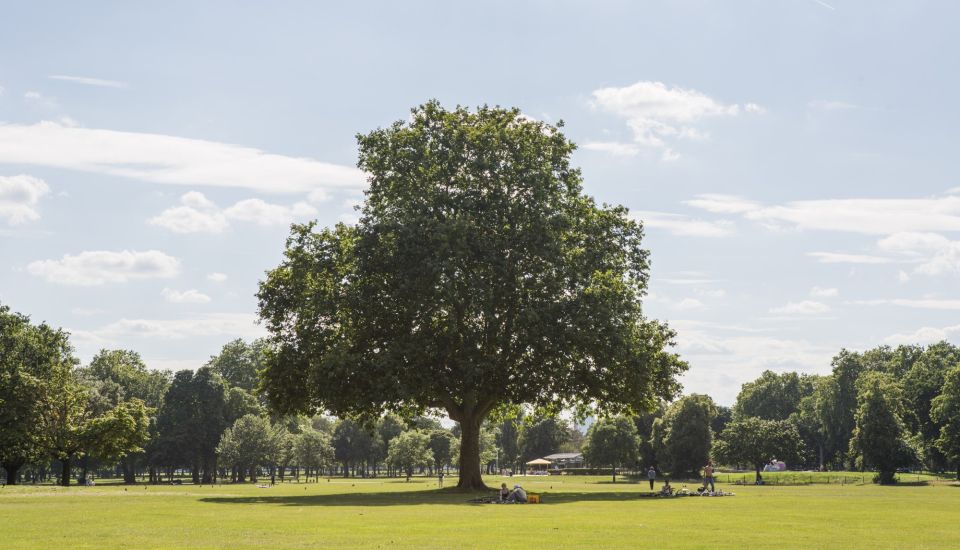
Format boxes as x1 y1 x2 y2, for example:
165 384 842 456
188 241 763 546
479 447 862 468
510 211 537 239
526 458 552 465
543 453 583 460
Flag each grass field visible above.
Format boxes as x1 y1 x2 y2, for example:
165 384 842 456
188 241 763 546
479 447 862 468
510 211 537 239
2 475 958 549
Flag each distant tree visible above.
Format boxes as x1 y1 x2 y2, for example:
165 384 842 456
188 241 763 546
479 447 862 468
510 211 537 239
37 368 150 486
792 377 834 470
496 415 522 472
155 367 229 483
849 372 916 484
0 304 75 485
519 417 570 463
902 342 959 470
655 394 717 478
387 430 433 481
634 402 665 468
217 414 285 483
931 366 960 480
206 338 267 392
582 416 640 482
331 419 375 477
311 416 336 436
711 405 733 435
713 417 803 482
562 426 587 453
428 429 457 472
732 371 814 421
225 386 264 424
84 349 170 483
295 429 335 480
256 103 686 489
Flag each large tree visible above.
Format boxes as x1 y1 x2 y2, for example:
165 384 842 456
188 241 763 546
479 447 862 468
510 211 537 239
713 417 803 482
654 394 716 478
206 338 268 393
83 349 170 483
0 305 75 484
732 370 814 421
582 416 640 482
849 372 915 484
930 366 960 480
257 102 685 489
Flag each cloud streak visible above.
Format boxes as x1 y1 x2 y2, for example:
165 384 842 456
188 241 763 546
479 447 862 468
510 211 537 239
0 121 366 195
48 75 128 88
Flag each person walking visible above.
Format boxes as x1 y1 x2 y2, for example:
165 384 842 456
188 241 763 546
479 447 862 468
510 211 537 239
647 466 656 491
703 461 715 493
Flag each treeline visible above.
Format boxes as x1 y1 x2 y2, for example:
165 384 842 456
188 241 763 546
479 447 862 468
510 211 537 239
0 303 591 485
4 302 959 486
576 343 960 485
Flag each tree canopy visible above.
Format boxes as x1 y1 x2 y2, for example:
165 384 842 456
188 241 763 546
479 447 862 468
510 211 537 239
713 417 803 482
582 416 640 482
257 102 686 489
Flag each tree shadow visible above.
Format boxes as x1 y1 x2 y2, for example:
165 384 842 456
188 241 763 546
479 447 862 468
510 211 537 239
199 490 689 507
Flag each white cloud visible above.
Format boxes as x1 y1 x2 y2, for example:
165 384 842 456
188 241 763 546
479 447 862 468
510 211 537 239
877 232 960 276
686 194 960 235
634 211 735 237
0 121 365 195
224 198 317 226
671 319 835 404
674 298 705 311
898 270 911 283
161 288 211 304
883 324 960 345
851 298 960 310
48 75 128 88
27 250 180 286
69 313 266 349
207 272 228 283
810 286 839 298
0 174 50 225
582 141 641 156
807 252 895 264
589 81 761 160
696 288 726 298
149 191 316 233
684 194 761 214
770 300 831 315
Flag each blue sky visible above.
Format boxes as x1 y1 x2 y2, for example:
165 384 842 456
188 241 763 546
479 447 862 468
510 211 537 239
2 1 959 404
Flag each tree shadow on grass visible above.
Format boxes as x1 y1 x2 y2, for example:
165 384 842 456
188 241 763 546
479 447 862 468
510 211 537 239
199 490 689 507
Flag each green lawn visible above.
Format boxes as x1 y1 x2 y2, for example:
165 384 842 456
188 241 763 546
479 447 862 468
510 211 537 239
1 475 957 549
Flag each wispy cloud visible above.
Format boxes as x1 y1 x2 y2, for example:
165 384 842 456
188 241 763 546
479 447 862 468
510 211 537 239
770 300 831 315
634 211 735 237
589 81 763 160
148 191 317 233
0 174 49 225
0 121 366 195
27 250 181 286
48 75 128 89
851 298 960 310
161 288 212 304
807 252 896 264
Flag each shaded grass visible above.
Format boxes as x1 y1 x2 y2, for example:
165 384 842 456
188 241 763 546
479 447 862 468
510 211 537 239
1 475 958 548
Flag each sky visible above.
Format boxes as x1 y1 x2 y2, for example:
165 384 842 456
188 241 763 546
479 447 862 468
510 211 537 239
2 0 960 405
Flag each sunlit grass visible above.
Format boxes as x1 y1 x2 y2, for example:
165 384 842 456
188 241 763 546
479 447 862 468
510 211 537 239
2 475 957 548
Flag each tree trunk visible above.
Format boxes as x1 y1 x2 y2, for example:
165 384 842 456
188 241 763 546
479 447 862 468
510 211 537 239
60 457 72 486
3 461 22 485
456 412 488 490
80 456 89 485
755 467 762 483
612 466 617 483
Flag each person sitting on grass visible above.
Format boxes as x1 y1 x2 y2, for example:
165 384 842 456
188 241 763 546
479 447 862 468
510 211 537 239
499 483 510 502
660 480 673 496
506 484 527 503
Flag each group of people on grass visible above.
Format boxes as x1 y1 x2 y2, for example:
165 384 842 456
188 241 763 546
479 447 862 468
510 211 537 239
498 483 527 503
646 461 716 494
